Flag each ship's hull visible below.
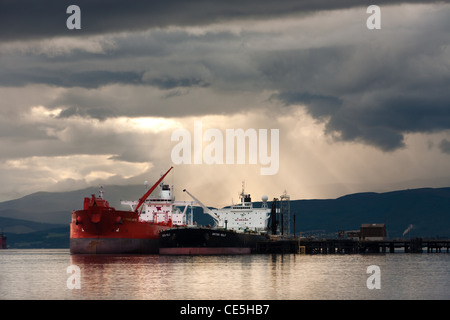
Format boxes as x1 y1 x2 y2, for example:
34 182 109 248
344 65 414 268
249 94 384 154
0 233 6 249
70 208 171 254
159 227 267 255
70 237 160 254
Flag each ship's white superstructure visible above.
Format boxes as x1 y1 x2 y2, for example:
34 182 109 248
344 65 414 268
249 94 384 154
183 183 271 233
121 183 195 225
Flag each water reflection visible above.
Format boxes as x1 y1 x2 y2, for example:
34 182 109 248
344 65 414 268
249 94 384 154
68 254 386 300
70 254 175 299
21 252 447 300
2 249 448 300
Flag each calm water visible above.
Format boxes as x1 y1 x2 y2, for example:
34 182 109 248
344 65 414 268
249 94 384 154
0 249 449 300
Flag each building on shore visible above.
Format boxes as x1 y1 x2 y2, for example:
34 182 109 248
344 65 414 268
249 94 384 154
360 223 386 241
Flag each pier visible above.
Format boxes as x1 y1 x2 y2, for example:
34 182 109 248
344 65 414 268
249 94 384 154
255 238 450 254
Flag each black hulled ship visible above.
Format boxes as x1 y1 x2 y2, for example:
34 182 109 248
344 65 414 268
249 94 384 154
159 183 275 255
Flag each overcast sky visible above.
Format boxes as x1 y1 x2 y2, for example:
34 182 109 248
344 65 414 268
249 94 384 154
1 0 450 206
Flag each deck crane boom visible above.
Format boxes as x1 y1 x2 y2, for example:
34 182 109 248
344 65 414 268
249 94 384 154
134 166 173 213
183 189 221 226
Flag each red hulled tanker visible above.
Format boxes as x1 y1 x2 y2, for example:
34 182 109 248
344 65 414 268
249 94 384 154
70 167 192 254
0 232 7 249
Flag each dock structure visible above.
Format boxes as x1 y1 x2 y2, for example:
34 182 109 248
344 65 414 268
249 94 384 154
255 238 450 254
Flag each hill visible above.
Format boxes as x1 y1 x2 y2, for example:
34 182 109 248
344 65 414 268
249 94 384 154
5 226 69 249
290 188 450 238
0 216 65 234
0 185 150 224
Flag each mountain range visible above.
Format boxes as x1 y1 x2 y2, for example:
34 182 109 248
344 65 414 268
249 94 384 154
1 186 449 248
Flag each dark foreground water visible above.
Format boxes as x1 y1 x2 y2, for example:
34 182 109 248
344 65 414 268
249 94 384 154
0 249 449 300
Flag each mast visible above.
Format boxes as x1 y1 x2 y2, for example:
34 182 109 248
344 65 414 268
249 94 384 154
135 166 173 213
239 181 246 204
269 198 278 235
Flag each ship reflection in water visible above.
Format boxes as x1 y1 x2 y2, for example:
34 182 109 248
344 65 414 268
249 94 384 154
1 249 448 300
68 253 450 300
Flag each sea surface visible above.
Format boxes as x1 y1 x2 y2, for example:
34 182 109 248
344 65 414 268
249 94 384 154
0 249 449 300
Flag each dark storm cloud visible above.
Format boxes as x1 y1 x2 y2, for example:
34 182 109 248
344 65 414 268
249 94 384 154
275 90 450 151
147 78 210 90
57 105 117 120
0 69 143 88
259 14 450 151
0 61 211 92
0 0 443 41
1 1 450 154
0 28 219 89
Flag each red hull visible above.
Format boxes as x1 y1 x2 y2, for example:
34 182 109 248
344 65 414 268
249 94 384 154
70 196 172 254
0 233 6 249
70 166 176 254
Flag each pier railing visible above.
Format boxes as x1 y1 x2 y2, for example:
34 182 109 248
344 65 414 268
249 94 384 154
255 238 450 254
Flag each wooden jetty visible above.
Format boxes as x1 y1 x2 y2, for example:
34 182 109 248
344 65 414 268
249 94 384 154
255 238 450 254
